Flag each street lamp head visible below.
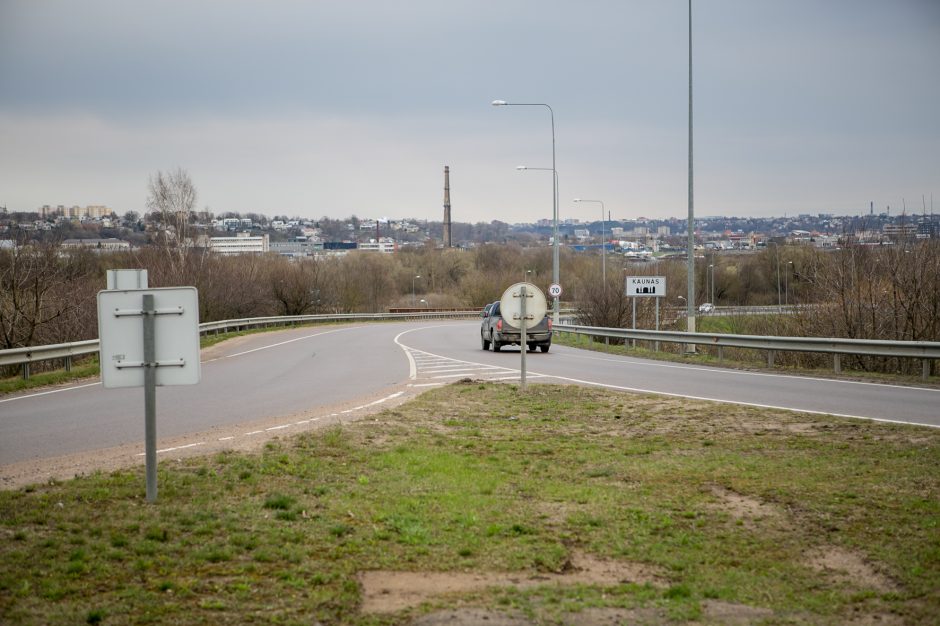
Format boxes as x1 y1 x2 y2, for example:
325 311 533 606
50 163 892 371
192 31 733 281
491 100 507 106
572 198 582 203
516 165 527 170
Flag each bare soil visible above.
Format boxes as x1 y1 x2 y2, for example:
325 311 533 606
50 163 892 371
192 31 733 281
359 551 667 614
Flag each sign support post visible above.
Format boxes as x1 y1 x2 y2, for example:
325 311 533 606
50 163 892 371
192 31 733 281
632 298 637 348
142 294 158 502
98 286 201 504
655 298 660 352
499 282 547 393
625 276 667 352
520 284 527 391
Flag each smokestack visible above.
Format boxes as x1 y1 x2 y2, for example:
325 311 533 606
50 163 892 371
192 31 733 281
443 166 452 248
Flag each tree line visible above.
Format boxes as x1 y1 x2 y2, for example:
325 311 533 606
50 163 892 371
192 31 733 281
2 236 937 375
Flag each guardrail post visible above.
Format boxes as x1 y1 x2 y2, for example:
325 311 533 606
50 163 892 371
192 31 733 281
924 359 931 380
22 363 30 380
767 350 775 368
718 346 723 362
64 356 72 372
833 354 841 374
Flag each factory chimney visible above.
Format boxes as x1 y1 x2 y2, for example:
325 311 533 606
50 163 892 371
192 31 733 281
443 166 452 248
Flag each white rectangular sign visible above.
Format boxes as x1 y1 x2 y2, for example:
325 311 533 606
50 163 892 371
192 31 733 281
626 276 666 297
97 287 201 388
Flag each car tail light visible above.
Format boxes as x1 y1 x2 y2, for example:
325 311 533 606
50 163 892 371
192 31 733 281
496 319 502 331
547 318 553 330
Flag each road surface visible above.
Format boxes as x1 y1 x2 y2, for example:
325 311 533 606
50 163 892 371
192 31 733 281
2 320 938 473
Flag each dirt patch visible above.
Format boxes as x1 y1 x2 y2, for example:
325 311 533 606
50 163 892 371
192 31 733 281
559 607 668 625
410 602 776 625
709 486 785 526
700 600 775 624
359 551 666 614
535 500 582 526
410 608 533 625
807 547 898 593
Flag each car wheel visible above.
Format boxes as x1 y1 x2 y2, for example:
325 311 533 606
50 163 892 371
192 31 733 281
481 334 490 351
540 343 550 353
492 339 501 352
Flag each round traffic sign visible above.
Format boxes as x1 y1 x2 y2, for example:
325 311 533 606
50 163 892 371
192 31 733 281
548 283 563 298
499 282 547 330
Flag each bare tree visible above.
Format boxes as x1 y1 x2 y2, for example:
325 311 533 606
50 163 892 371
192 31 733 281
0 241 99 351
147 168 197 282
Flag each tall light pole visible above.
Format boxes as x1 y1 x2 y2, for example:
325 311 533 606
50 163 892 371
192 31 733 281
686 0 696 345
412 275 420 307
773 243 782 306
493 100 559 324
709 263 714 304
785 261 793 306
573 198 606 286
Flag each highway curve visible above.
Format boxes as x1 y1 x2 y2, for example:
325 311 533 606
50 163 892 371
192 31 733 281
2 320 938 483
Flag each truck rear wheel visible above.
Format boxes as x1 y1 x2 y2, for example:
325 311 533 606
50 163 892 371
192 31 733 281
481 334 490 351
539 343 551 353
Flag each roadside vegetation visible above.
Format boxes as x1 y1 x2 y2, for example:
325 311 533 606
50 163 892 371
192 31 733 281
2 231 938 379
1 382 938 624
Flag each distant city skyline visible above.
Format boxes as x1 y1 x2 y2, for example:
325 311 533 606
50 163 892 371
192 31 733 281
1 1 937 223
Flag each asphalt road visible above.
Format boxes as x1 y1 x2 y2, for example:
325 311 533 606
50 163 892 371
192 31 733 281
2 320 938 468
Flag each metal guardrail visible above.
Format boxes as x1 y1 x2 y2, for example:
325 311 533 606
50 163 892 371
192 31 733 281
556 323 940 379
1 310 480 379
4 311 938 381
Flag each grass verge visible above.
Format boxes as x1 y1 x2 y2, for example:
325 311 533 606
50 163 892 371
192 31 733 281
553 330 938 388
1 382 938 624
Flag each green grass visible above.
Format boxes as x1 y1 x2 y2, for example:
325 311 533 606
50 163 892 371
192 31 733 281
1 383 938 624
0 359 101 396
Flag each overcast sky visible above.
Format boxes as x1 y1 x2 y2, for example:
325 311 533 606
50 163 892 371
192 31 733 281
1 0 938 223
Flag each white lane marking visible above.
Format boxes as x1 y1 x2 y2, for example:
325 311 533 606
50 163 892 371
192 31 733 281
557 345 940 393
137 442 206 456
265 424 291 431
533 371 940 429
219 436 235 441
222 326 358 359
395 336 940 429
409 382 445 387
0 381 101 404
2 326 364 405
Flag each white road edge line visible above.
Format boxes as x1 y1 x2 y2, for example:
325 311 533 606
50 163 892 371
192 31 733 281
137 442 206 456
558 347 940 393
2 326 365 405
534 371 940 429
223 326 359 359
395 329 940 430
0 381 102 404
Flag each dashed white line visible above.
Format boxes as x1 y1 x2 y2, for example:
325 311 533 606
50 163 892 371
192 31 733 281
137 442 206 456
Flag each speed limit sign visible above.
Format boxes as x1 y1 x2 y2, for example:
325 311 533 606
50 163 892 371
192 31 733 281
548 283 563 298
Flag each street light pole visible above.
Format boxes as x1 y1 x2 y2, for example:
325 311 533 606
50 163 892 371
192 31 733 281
573 198 606 286
709 263 714 304
493 100 559 324
412 275 420 307
686 0 696 348
774 244 782 306
785 261 793 306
